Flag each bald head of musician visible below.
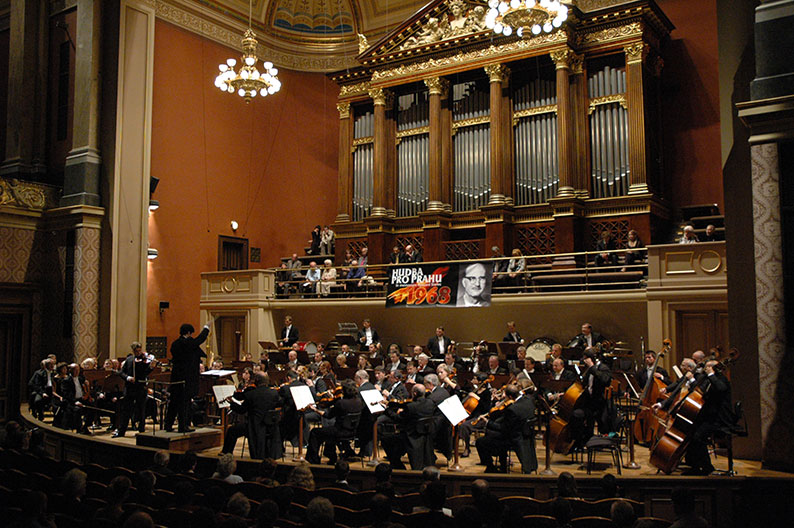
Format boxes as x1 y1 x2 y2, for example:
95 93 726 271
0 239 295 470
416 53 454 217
288 349 298 363
692 350 706 364
503 384 520 400
254 371 268 386
412 345 423 359
354 370 369 387
412 384 426 398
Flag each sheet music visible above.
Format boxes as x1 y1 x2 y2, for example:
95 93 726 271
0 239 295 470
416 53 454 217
673 365 683 379
438 396 470 427
202 369 237 377
290 385 315 411
213 385 236 409
360 389 386 414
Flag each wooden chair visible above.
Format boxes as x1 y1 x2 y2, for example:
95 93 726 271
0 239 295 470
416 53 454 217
499 496 550 517
570 515 615 527
238 481 275 502
521 515 559 528
445 494 472 514
394 492 422 514
317 487 359 510
334 504 373 527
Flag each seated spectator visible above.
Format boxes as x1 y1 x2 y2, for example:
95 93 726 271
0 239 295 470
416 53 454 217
680 225 699 244
623 229 645 271
595 229 618 267
557 471 579 498
226 492 251 521
61 468 88 512
302 261 321 295
368 493 393 528
123 511 155 528
191 507 218 528
389 246 403 264
306 497 335 528
255 499 280 528
272 486 302 523
490 246 508 287
276 262 291 296
213 453 243 484
205 486 227 514
359 247 369 267
151 449 173 475
287 253 303 283
611 500 637 528
401 244 422 263
26 427 48 458
320 225 335 256
345 260 365 293
471 478 501 523
255 458 280 486
453 505 483 528
551 497 573 527
173 481 197 511
286 462 316 490
2 420 27 449
670 487 708 528
597 473 619 500
135 470 165 508
422 465 441 482
178 451 199 475
318 259 337 297
702 224 721 242
333 460 358 492
11 490 55 528
414 481 453 521
95 475 131 523
506 249 526 288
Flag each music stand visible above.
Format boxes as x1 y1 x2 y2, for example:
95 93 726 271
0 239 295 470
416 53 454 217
149 379 185 433
497 342 522 360
535 393 556 476
617 393 641 469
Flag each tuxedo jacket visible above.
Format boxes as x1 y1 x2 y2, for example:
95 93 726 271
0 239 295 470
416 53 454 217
503 332 523 343
170 327 209 396
356 328 380 349
637 366 671 390
426 336 453 358
281 325 299 347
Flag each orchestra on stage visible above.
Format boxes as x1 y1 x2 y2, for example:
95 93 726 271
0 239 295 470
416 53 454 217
28 317 741 477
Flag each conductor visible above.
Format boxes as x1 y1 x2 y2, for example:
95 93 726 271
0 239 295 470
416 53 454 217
165 320 211 433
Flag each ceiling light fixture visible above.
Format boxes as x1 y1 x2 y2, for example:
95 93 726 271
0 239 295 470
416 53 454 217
486 0 569 38
214 0 281 103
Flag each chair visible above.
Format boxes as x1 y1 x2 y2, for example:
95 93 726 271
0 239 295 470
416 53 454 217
238 481 275 502
499 496 549 517
317 487 359 510
570 516 615 527
152 507 193 528
289 485 314 506
87 480 108 499
334 504 373 527
83 462 107 481
336 411 362 460
636 517 672 528
395 492 422 514
591 498 643 518
585 436 623 475
521 515 559 528
711 400 749 476
445 494 472 513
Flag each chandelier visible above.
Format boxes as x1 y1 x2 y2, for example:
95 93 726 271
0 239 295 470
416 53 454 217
486 0 569 38
214 0 281 102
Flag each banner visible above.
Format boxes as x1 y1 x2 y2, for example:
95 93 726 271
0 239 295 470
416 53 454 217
385 262 493 308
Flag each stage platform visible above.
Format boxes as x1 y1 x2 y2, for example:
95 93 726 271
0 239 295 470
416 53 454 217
135 427 222 451
18 406 794 527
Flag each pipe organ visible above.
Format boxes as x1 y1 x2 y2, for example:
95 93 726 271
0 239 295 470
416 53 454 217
332 0 673 264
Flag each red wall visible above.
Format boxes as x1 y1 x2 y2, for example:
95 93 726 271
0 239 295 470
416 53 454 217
0 28 8 163
147 20 339 338
659 0 724 210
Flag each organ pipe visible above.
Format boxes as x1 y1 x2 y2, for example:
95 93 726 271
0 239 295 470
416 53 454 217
588 64 629 198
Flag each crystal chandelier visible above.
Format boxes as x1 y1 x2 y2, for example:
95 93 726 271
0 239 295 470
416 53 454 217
486 0 569 38
214 0 281 102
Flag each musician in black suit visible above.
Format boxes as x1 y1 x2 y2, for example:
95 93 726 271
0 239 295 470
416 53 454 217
659 358 698 402
569 323 605 349
636 350 671 390
475 384 538 473
485 355 508 376
426 327 453 359
382 384 437 470
221 367 255 454
424 373 452 460
28 358 55 420
165 321 210 433
230 372 283 459
405 361 424 385
279 369 312 446
459 373 493 458
580 348 613 437
416 353 434 377
279 315 299 348
503 321 525 343
306 380 364 464
356 319 380 351
384 370 409 401
682 361 733 475
355 370 376 457
113 342 157 437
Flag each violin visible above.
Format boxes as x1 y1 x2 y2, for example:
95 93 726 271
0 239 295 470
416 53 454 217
471 397 515 426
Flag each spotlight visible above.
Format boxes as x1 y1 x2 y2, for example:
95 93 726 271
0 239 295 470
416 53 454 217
147 248 159 260
231 220 239 231
148 199 160 212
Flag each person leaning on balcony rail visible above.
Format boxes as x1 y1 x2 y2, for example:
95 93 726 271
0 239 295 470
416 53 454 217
679 225 699 244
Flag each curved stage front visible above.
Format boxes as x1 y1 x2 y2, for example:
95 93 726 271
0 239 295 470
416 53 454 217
18 405 794 526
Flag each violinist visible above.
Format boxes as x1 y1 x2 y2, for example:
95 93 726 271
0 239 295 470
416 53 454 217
306 379 364 464
279 368 314 446
386 349 406 374
381 384 436 470
113 342 157 437
458 373 494 458
637 350 671 390
309 351 325 374
475 383 538 473
384 369 409 400
220 367 255 454
405 360 423 385
72 362 94 434
230 371 283 459
436 364 458 395
424 373 452 461
356 354 373 371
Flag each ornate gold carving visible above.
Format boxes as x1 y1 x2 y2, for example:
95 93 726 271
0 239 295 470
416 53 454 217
576 0 635 11
424 77 450 97
577 22 643 46
550 48 576 70
396 126 430 139
452 115 490 130
512 105 558 125
369 87 394 107
339 81 371 98
0 178 59 210
624 42 649 64
337 103 351 119
398 0 488 51
371 29 570 83
570 53 584 75
352 137 374 147
358 33 369 54
587 94 627 114
484 64 510 83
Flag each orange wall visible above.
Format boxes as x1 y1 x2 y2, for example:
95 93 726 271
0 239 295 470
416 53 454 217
0 28 8 163
659 0 724 210
147 20 339 338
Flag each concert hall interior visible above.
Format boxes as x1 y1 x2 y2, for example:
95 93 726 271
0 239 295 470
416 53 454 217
1 0 794 527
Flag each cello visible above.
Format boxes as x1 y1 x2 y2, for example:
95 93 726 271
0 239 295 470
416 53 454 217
632 339 671 444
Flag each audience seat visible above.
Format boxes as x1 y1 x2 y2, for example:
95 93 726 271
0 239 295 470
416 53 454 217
238 481 276 502
499 496 550 516
569 516 614 527
521 515 558 528
333 504 373 527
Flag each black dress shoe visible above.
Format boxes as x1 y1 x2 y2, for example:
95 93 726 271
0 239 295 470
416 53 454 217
111 431 124 438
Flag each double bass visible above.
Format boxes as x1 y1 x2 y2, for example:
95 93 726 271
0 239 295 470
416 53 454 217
544 380 586 454
632 339 671 444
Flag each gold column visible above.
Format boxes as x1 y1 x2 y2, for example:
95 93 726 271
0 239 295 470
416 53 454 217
625 42 650 195
485 64 510 205
368 88 393 217
551 48 576 198
424 77 450 212
336 102 352 222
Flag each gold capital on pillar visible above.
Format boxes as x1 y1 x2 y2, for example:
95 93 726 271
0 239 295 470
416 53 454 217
624 42 648 65
424 77 449 97
336 102 351 119
550 47 581 71
369 87 393 107
484 64 510 84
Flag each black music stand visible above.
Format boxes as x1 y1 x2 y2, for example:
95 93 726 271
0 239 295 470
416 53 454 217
536 393 556 476
149 379 185 433
497 341 522 360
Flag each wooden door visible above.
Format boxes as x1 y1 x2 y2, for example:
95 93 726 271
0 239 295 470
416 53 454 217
216 316 246 366
675 310 730 364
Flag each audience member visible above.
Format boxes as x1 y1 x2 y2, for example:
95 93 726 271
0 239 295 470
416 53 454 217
597 473 619 499
26 427 48 458
454 505 483 528
286 462 316 490
557 471 579 498
173 481 197 511
255 499 280 528
123 511 155 528
94 475 131 523
333 460 358 492
135 470 166 508
226 492 251 520
61 468 87 508
368 493 394 528
11 490 55 528
213 453 243 484
178 451 199 475
551 497 573 527
680 225 699 244
610 500 637 528
255 458 280 486
151 449 173 475
306 496 335 528
191 507 218 528
422 465 441 482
